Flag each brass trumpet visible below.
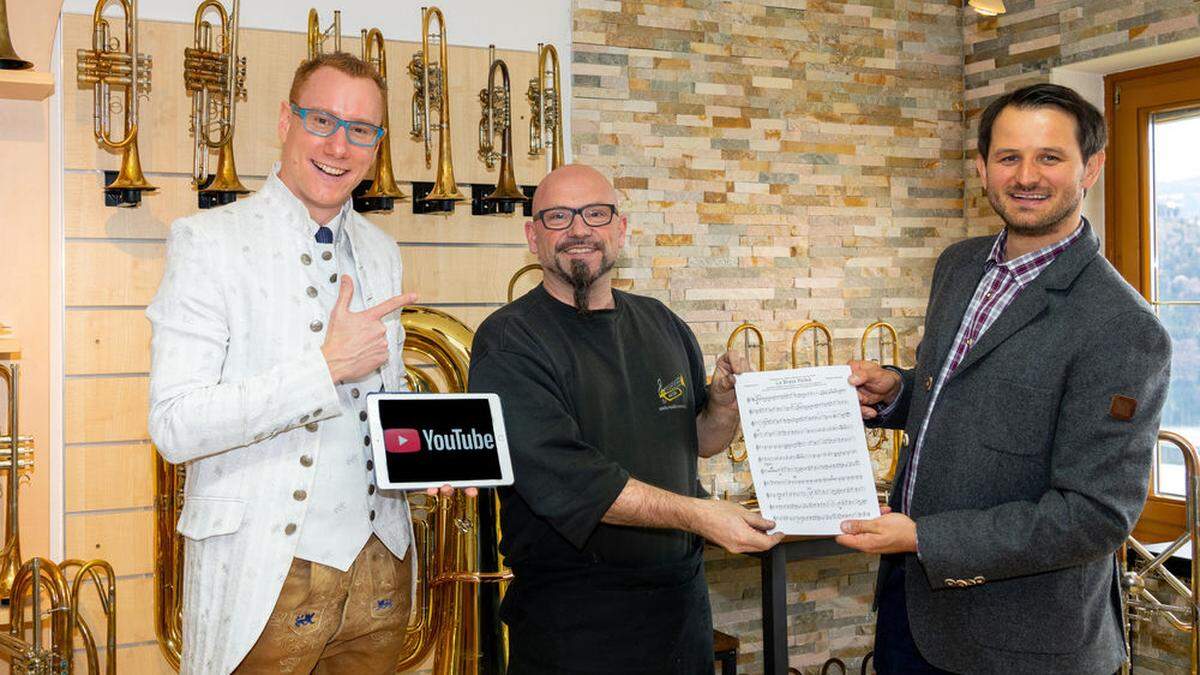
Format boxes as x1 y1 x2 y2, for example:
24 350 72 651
478 45 528 209
76 0 156 208
306 8 340 60
353 26 405 213
725 322 766 463
409 6 464 213
184 0 249 209
526 42 563 170
0 362 23 599
859 321 902 485
0 0 33 70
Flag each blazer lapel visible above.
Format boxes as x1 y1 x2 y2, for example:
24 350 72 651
947 222 1099 380
923 242 990 382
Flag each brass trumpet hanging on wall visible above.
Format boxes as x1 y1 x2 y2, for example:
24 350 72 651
76 0 156 208
409 5 464 214
859 320 903 487
353 26 406 213
0 0 33 70
184 0 250 210
477 45 528 212
527 42 563 171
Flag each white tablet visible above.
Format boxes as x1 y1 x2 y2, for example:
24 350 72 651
365 392 514 490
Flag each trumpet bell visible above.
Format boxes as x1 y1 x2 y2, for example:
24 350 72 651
198 143 250 209
105 131 157 207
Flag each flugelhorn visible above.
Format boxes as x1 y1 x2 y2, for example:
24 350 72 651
860 321 902 484
184 0 249 209
478 45 527 209
353 26 405 213
409 6 465 213
0 0 33 70
306 8 340 60
76 0 156 208
725 322 766 463
526 42 563 170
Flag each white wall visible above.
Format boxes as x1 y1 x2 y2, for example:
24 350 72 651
61 0 571 52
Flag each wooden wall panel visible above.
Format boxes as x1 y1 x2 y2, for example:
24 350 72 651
65 376 149 444
66 309 151 375
70 643 177 675
398 246 535 303
65 442 155 512
65 241 165 307
65 510 154 576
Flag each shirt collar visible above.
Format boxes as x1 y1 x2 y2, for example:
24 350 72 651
986 219 1086 288
259 162 354 240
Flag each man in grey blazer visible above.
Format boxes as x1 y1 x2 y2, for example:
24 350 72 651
838 83 1172 674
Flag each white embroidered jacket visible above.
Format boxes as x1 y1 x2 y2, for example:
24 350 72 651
147 171 413 674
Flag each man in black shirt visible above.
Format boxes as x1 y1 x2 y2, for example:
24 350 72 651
469 165 782 674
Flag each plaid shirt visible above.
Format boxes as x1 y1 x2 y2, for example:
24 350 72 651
901 221 1085 515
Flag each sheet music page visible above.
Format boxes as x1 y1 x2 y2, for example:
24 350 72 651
734 365 881 535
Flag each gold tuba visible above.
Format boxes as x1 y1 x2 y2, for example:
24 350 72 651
0 0 33 70
306 8 340 60
1122 431 1200 674
76 0 156 208
724 322 766 463
526 43 563 171
477 45 528 210
354 27 406 213
791 319 833 368
859 321 902 486
184 0 250 209
408 6 465 213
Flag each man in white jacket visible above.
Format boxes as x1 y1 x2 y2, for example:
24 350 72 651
148 52 423 674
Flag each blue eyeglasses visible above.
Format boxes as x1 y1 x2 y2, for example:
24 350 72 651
289 103 384 147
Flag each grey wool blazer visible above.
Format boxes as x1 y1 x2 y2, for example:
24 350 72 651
872 220 1172 674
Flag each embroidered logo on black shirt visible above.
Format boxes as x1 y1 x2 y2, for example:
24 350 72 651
657 374 688 411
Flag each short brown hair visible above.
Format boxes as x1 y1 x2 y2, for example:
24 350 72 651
978 83 1107 163
289 52 387 110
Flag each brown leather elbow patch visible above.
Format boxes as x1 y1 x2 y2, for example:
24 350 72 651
1110 395 1137 421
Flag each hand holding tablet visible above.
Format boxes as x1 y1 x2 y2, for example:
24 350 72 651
366 393 514 490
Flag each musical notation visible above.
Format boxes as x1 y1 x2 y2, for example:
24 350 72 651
734 365 881 535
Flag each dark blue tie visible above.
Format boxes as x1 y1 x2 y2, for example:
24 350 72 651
315 226 333 244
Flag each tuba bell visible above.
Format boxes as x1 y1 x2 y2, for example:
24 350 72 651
859 321 902 486
408 6 465 213
353 26 406 213
477 45 528 212
306 8 340 59
184 0 250 210
724 322 767 463
526 42 563 171
76 0 156 208
0 0 33 70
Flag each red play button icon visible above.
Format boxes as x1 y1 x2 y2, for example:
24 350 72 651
384 428 422 454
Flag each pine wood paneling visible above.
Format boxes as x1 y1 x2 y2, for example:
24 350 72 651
66 309 151 375
65 442 155 512
65 376 148 444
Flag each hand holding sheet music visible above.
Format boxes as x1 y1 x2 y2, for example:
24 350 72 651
734 365 881 535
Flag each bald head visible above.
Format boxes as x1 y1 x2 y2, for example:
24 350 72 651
531 164 620 214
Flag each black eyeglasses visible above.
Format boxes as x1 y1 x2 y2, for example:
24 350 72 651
535 203 619 230
289 103 384 147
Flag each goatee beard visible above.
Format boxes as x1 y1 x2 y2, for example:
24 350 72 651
569 260 594 318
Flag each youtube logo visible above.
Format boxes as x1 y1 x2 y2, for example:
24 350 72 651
384 428 422 454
